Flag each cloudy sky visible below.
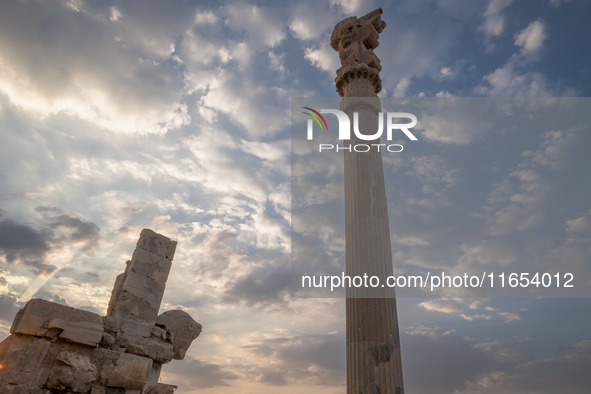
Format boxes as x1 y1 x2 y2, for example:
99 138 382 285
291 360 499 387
1 0 590 393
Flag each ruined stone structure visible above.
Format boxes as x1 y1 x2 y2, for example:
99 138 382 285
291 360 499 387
0 229 202 394
332 9 405 394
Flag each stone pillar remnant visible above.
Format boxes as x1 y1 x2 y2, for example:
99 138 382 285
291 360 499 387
0 229 202 394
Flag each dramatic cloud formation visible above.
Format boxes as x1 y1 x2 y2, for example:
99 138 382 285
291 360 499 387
0 1 590 393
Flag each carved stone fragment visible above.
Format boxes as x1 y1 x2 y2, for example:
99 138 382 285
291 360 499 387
156 310 202 360
330 8 387 96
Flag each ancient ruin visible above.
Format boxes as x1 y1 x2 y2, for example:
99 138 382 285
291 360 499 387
0 229 201 394
331 8 386 97
333 9 405 394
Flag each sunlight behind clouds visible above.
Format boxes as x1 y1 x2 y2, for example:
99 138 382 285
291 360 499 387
0 1 590 393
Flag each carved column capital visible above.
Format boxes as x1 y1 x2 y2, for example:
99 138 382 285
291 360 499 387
331 8 386 97
335 63 383 97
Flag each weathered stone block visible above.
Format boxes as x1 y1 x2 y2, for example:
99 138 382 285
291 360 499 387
151 325 168 340
156 310 202 360
136 229 176 260
99 351 153 390
109 269 166 325
119 319 152 338
143 362 163 392
121 270 166 302
166 241 177 262
109 291 160 325
145 383 177 394
47 318 104 347
116 333 174 363
0 335 52 387
106 272 126 317
0 386 49 394
11 299 103 346
129 247 172 284
46 350 96 392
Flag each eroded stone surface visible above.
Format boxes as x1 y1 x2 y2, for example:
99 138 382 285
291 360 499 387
11 299 104 347
46 351 96 392
107 229 175 327
156 310 202 360
330 8 386 96
332 9 406 393
0 229 202 393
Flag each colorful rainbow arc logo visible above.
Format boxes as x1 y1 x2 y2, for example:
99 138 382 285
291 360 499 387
302 107 328 131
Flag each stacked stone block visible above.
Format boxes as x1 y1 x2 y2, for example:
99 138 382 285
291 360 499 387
0 229 202 394
108 229 176 326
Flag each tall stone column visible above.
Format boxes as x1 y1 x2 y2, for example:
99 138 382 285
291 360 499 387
331 9 404 394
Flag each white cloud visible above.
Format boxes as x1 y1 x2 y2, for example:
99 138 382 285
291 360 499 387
0 1 193 135
476 16 575 97
182 30 231 68
473 340 522 361
1 3 589 393
439 67 454 79
455 348 591 393
194 10 218 25
268 51 286 73
416 100 493 144
525 130 573 169
393 77 411 97
405 323 444 338
197 71 291 138
459 313 492 321
380 19 458 95
476 63 555 96
183 130 265 201
329 0 369 15
304 41 340 74
514 20 546 54
289 1 336 41
458 241 518 268
419 299 463 314
497 312 521 323
109 6 121 22
408 156 458 191
479 0 514 40
225 3 286 48
566 211 591 233
435 90 454 97
419 299 523 324
482 128 574 236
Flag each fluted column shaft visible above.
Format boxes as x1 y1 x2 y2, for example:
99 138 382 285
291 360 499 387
343 78 404 394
